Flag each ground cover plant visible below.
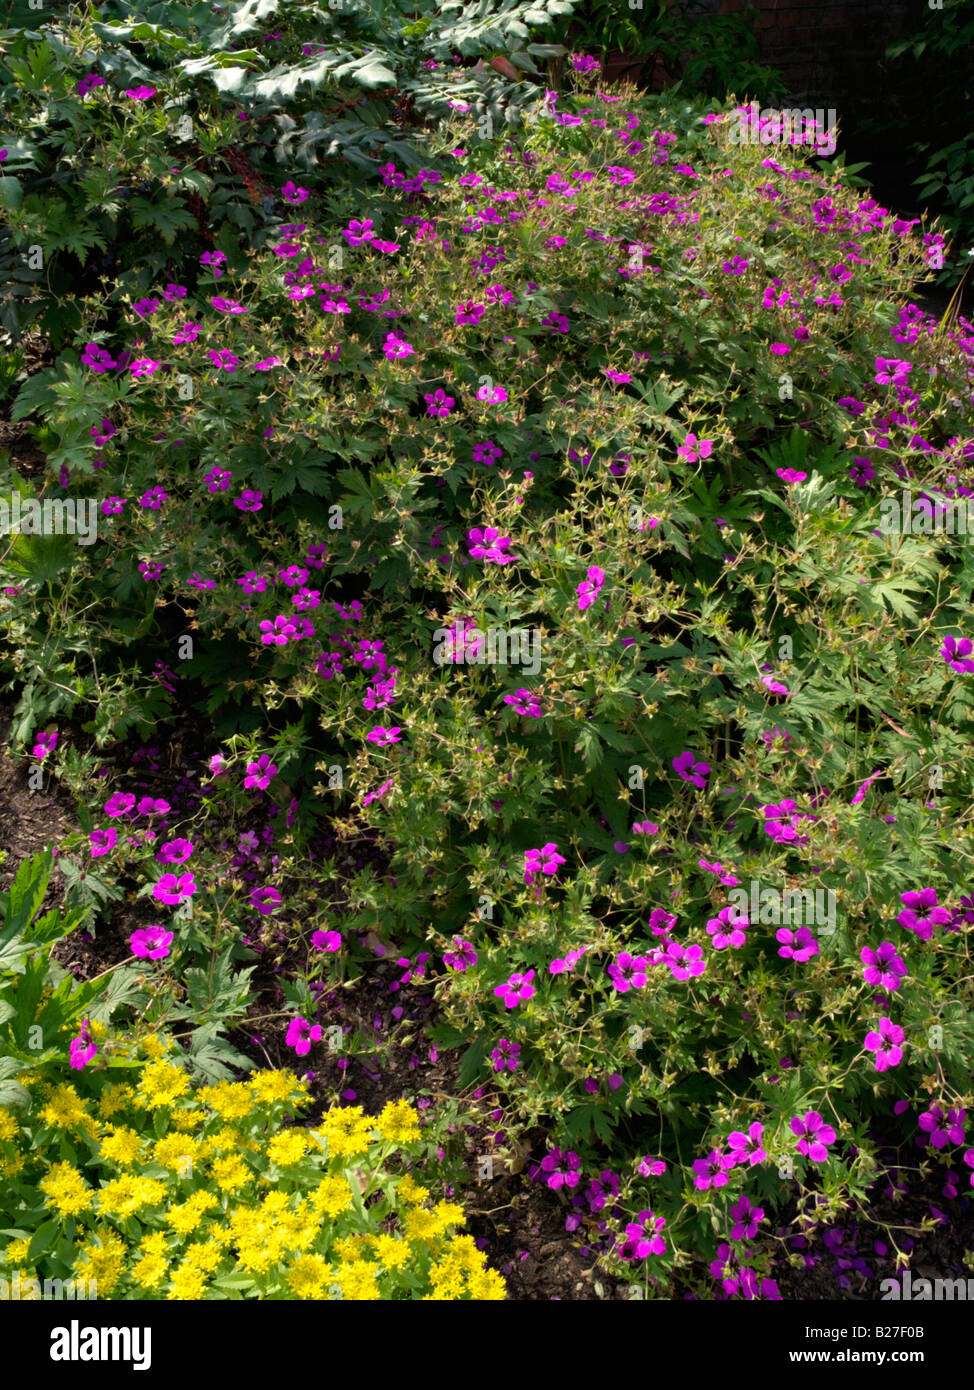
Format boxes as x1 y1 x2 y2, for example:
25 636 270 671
2 4 974 1303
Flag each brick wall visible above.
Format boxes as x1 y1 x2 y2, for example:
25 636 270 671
712 0 913 132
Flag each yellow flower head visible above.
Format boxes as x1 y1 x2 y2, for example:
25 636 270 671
96 1173 166 1220
318 1105 374 1159
468 1265 507 1300
286 1254 333 1300
183 1238 222 1274
432 1201 466 1233
210 1155 251 1193
308 1175 352 1219
404 1206 442 1244
376 1099 421 1144
372 1234 410 1270
0 1108 19 1142
199 1081 253 1122
131 1252 168 1290
137 1060 191 1109
39 1161 91 1217
0 1149 25 1179
172 1107 206 1132
165 1190 217 1236
167 1262 208 1301
140 1032 171 1060
97 1083 135 1120
99 1125 144 1166
250 1070 310 1108
39 1084 92 1132
332 1234 370 1263
396 1174 429 1205
75 1228 127 1297
153 1133 201 1173
266 1129 311 1168
334 1258 380 1301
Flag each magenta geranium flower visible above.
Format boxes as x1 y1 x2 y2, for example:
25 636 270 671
124 86 156 100
549 946 587 974
208 348 239 372
467 526 517 564
155 839 193 865
366 726 402 746
776 926 819 961
444 938 478 971
706 905 748 950
382 333 414 360
69 1021 98 1071
285 1017 322 1056
211 296 247 314
791 1110 836 1162
874 356 912 387
761 799 815 844
647 909 676 938
524 843 566 886
503 688 543 718
104 792 136 818
897 887 950 940
603 368 631 384
281 181 309 204
576 565 605 611
32 730 59 758
152 873 196 906
672 750 710 789
539 1147 581 1190
726 1122 766 1167
476 383 507 404
491 1039 520 1072
663 941 706 979
607 951 649 992
456 301 485 326
918 1105 965 1150
637 1156 667 1177
424 389 455 418
493 970 536 1009
249 887 281 916
730 1195 764 1241
244 755 278 790
311 930 341 952
619 1209 667 1260
692 1149 734 1190
234 490 263 511
81 342 117 373
342 218 375 245
861 942 907 992
864 1016 905 1071
677 432 713 463
941 634 974 674
89 828 117 858
137 797 170 815
131 926 174 960
699 858 740 886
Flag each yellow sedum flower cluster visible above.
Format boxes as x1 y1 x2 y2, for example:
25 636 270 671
1 1037 506 1302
